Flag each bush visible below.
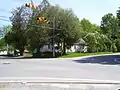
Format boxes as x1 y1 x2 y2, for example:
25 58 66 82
102 44 108 52
87 45 97 53
115 39 120 52
111 43 117 52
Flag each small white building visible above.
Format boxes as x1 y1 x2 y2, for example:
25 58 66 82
39 38 87 53
66 38 88 53
67 44 87 53
0 51 7 55
40 44 53 52
39 44 60 53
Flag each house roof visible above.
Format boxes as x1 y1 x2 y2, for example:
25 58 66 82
75 38 87 45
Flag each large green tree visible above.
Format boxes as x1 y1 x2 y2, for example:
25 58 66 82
83 32 111 53
27 1 82 56
81 18 100 33
81 18 92 32
101 13 119 39
0 38 6 50
5 6 30 56
100 13 120 52
26 0 51 56
0 25 12 51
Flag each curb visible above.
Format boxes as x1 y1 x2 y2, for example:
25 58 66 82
0 77 120 84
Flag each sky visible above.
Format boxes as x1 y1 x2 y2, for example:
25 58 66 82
0 0 120 26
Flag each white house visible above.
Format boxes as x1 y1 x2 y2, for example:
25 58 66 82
39 44 60 53
0 51 7 55
40 38 88 53
40 44 53 52
66 38 88 53
67 44 87 53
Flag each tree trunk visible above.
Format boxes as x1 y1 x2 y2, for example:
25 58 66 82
35 44 43 57
20 51 23 56
20 48 24 56
35 46 40 57
63 39 66 55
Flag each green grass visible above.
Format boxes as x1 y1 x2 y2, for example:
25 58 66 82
23 53 33 57
59 52 120 58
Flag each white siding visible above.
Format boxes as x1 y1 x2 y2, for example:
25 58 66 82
0 51 7 55
39 44 87 53
40 45 53 52
66 45 87 53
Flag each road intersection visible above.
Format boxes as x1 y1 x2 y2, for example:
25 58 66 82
0 54 120 89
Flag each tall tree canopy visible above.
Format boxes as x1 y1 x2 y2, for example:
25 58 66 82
100 13 119 39
26 1 82 55
5 6 30 55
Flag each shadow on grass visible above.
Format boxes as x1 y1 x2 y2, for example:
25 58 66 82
74 55 120 65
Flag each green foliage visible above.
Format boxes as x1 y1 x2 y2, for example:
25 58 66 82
26 3 82 55
115 39 120 52
0 38 6 50
5 0 120 58
83 31 112 53
59 52 118 58
81 18 92 32
0 25 12 39
2 25 12 33
101 13 119 39
110 43 117 52
26 1 51 53
5 5 30 56
81 19 100 33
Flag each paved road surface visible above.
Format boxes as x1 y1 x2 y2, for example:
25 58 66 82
0 55 120 80
0 55 120 89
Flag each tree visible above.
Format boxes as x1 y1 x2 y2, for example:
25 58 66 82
0 25 12 52
83 31 111 53
52 7 81 55
81 18 92 32
2 25 12 35
84 33 97 53
100 13 119 39
117 7 120 26
81 18 100 33
27 2 82 56
80 18 106 53
0 25 12 39
26 0 51 56
110 43 117 52
115 39 120 52
100 13 120 52
5 6 30 56
0 38 6 50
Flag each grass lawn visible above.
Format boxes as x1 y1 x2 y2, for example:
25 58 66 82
23 53 33 57
59 52 120 58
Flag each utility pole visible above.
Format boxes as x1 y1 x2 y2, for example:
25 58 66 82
52 16 55 57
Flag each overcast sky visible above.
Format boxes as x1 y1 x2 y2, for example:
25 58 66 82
0 0 120 26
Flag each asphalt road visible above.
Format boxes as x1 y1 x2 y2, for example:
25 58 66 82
0 55 120 81
0 55 120 89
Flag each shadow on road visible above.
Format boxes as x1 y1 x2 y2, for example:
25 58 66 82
74 55 120 65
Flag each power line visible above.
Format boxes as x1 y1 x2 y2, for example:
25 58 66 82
0 16 9 18
0 18 10 22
